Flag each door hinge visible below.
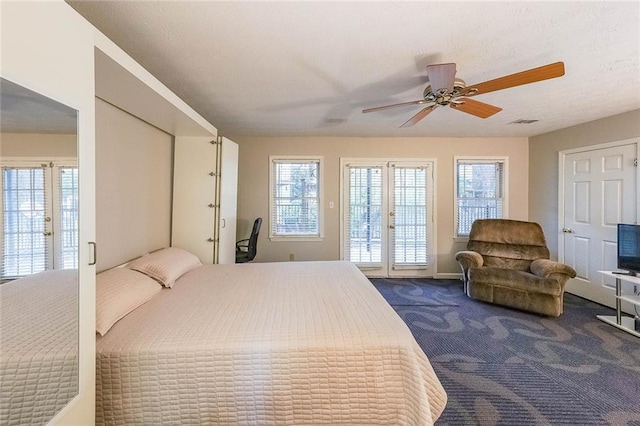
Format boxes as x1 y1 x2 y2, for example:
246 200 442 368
634 158 638 167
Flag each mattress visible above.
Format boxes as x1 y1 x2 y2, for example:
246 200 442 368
96 261 446 425
0 269 79 426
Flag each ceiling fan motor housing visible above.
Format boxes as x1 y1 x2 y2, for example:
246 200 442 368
423 78 467 106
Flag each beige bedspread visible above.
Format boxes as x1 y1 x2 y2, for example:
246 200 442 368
96 261 446 425
0 269 79 426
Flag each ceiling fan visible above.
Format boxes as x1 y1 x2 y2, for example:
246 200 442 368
362 62 565 128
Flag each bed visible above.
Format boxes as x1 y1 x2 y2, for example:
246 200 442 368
0 270 79 426
96 258 447 425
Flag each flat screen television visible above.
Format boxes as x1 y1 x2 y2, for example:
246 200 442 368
617 223 640 276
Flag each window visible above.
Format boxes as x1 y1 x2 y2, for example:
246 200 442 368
1 160 78 279
269 156 322 240
455 157 507 237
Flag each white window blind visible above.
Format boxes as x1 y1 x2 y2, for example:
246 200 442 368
58 166 79 269
1 161 78 279
455 159 506 236
344 166 383 265
392 166 429 266
270 158 321 238
1 166 49 278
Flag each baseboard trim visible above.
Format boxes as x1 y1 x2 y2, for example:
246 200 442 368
435 273 463 280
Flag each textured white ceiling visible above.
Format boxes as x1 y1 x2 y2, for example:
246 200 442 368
1 77 77 134
67 1 640 139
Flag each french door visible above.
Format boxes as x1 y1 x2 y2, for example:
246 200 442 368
341 159 435 277
1 160 78 279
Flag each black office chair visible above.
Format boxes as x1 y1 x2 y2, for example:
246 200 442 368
235 217 262 263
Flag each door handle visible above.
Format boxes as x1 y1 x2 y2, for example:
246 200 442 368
222 218 226 228
88 242 97 266
562 228 574 233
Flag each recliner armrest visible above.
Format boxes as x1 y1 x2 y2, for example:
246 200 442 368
530 259 577 279
455 251 484 269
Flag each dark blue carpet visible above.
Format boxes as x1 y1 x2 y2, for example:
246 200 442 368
371 278 640 425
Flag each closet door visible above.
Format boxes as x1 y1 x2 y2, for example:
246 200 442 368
216 137 238 264
1 2 96 424
172 136 218 263
172 136 238 264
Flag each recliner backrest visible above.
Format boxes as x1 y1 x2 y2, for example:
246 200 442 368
467 219 550 271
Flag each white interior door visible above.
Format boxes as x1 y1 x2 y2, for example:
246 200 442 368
341 159 435 278
217 137 238 264
562 141 638 311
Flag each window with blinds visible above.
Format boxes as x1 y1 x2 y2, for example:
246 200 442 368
345 166 383 265
392 166 429 266
1 161 78 279
455 158 507 237
269 157 322 239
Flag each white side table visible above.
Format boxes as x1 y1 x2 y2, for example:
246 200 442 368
597 271 640 338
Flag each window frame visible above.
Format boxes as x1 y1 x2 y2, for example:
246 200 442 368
453 156 509 240
268 155 324 242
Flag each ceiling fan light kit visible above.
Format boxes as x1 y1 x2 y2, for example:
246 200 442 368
363 61 565 127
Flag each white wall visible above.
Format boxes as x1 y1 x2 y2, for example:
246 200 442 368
1 133 77 158
235 136 529 276
529 109 640 259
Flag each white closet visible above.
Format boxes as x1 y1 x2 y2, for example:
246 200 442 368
2 2 231 424
1 2 97 424
172 136 239 264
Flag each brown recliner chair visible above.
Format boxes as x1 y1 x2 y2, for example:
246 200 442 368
455 219 576 317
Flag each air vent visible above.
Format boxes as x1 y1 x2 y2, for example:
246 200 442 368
509 119 539 124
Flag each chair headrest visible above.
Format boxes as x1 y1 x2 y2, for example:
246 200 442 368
468 219 547 247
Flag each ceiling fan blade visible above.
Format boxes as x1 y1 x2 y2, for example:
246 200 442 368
362 99 428 114
461 62 565 96
450 98 502 118
400 105 437 128
426 63 456 92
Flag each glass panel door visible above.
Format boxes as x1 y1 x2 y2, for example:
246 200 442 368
1 162 78 278
1 166 50 277
390 165 429 270
346 166 384 267
342 159 434 277
57 166 79 269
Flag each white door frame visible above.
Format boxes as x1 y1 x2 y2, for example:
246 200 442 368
558 138 639 307
339 157 437 278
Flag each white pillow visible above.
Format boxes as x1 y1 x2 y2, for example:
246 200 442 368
127 247 201 288
96 268 162 336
